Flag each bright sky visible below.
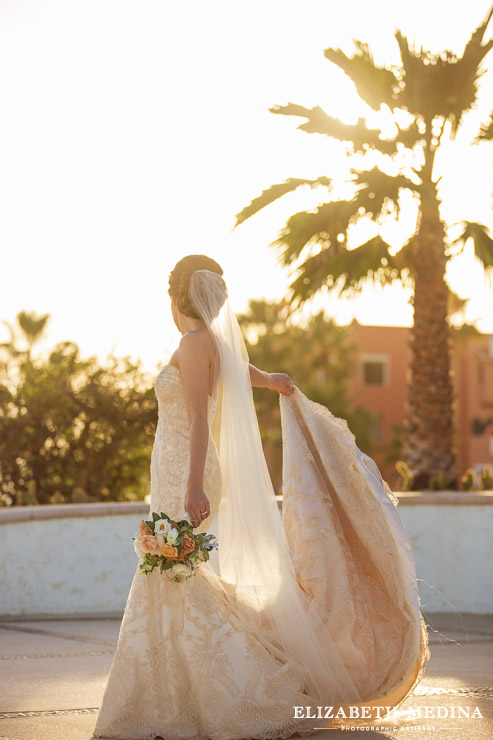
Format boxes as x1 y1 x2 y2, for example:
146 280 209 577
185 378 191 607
0 0 492 370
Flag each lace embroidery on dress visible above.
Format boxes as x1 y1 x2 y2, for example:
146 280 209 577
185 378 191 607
92 370 429 740
279 389 429 718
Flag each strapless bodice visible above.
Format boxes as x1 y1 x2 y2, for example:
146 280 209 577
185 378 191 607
154 363 216 421
149 363 221 527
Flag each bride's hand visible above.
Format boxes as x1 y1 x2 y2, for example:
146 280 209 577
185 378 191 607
184 485 210 528
268 373 295 395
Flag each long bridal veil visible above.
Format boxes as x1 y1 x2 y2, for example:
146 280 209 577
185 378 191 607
188 269 362 707
188 268 429 720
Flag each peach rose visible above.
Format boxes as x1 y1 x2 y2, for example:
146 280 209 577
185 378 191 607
181 533 196 556
160 543 179 559
140 535 160 555
139 520 153 536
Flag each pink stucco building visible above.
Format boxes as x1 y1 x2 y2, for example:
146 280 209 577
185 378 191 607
349 319 493 486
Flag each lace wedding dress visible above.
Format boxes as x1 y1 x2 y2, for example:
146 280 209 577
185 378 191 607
92 363 429 740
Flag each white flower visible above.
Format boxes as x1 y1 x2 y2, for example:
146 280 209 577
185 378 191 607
154 519 171 535
172 562 192 580
166 526 179 545
133 538 146 560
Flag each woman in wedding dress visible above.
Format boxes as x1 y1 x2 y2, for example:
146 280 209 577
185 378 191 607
93 254 429 740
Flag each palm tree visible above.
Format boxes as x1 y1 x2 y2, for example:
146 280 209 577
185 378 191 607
235 8 493 487
1 311 50 361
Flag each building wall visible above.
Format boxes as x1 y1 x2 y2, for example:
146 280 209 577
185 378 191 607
349 322 410 483
455 336 493 475
348 321 493 485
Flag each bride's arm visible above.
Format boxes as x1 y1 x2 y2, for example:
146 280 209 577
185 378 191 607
248 363 295 395
179 333 211 528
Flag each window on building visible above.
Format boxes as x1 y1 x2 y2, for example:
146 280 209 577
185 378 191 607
360 355 389 387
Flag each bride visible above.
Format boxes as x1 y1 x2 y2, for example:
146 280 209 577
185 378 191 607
92 254 429 740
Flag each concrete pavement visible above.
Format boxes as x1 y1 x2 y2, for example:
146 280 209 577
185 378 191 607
0 612 491 740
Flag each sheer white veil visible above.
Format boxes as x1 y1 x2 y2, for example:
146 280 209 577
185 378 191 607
188 268 361 706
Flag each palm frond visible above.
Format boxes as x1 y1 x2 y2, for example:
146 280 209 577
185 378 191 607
461 6 493 67
395 9 493 127
286 248 335 304
271 200 361 266
395 120 425 149
235 177 332 226
447 288 470 317
476 112 493 141
288 236 397 305
323 41 398 111
446 7 493 130
454 221 493 271
17 311 50 346
269 103 399 155
1 320 16 345
354 168 419 217
394 30 425 114
394 32 457 120
392 238 417 275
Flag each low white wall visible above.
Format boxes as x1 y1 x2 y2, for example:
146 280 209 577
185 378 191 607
399 501 493 614
0 505 145 617
0 494 492 617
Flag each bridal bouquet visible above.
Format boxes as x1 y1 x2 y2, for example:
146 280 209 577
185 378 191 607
132 511 218 582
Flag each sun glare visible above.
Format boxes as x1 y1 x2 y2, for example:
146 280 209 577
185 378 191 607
0 0 492 370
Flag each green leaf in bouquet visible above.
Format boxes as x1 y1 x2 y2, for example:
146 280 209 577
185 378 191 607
144 520 155 531
151 512 160 522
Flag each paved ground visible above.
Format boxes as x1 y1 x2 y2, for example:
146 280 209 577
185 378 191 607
0 612 491 740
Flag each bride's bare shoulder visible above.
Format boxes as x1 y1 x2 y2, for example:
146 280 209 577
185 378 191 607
179 328 215 364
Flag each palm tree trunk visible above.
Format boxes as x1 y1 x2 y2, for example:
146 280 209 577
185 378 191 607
402 188 458 487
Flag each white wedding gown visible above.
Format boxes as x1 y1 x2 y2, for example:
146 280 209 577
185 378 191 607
92 363 429 740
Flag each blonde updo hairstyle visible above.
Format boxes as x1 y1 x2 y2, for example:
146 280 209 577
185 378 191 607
168 254 225 319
